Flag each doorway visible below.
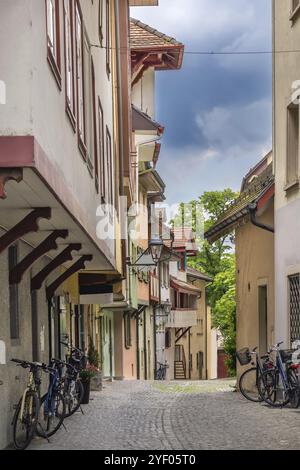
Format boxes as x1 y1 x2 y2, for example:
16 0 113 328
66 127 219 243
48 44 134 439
258 285 268 354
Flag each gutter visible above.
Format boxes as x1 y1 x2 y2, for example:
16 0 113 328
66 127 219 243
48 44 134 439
247 203 274 233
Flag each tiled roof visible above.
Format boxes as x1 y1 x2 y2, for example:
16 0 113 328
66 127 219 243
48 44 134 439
130 18 183 50
205 163 274 243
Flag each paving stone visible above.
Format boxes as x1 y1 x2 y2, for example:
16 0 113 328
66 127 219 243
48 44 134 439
29 379 300 450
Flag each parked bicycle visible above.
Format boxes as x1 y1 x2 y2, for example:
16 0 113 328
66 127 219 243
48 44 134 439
60 341 85 417
259 344 300 408
36 358 66 438
237 341 300 408
156 361 169 380
237 346 275 403
11 359 53 450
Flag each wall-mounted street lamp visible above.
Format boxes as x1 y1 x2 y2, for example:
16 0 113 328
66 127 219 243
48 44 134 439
126 235 166 269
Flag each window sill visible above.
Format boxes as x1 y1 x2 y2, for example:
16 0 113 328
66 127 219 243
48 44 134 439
290 5 300 22
78 136 87 162
66 105 76 133
284 179 299 192
47 50 62 91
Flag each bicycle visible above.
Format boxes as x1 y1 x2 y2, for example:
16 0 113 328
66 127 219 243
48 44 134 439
259 344 300 408
11 359 52 450
36 358 66 438
237 346 275 403
156 361 169 380
60 342 85 417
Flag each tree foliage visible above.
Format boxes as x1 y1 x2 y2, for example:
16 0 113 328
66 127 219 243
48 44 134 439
173 189 238 376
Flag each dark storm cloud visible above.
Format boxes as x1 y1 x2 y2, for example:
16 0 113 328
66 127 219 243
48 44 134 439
131 0 272 204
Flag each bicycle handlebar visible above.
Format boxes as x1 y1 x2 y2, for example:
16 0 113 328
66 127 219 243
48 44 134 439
11 358 54 373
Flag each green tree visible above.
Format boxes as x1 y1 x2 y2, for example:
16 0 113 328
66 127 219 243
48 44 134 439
173 189 238 375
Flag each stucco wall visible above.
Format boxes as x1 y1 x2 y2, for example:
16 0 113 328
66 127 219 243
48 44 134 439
273 1 300 346
0 236 61 449
235 202 275 372
0 0 116 262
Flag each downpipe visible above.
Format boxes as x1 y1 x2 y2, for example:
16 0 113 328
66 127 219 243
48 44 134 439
247 203 274 234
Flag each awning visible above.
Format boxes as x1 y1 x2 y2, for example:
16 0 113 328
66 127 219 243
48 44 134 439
132 105 164 135
170 277 201 295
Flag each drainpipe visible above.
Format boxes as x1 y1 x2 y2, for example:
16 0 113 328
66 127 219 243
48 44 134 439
115 0 129 304
248 203 274 234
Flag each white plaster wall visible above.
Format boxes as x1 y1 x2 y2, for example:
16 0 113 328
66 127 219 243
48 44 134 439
132 68 155 118
273 1 300 346
0 235 61 449
0 0 115 261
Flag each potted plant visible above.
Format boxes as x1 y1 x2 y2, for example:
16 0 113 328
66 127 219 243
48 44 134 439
87 337 103 391
80 364 98 404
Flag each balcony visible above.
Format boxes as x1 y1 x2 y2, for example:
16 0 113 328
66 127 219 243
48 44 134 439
166 309 197 328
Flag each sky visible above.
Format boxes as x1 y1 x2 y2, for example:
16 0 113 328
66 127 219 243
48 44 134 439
131 0 272 206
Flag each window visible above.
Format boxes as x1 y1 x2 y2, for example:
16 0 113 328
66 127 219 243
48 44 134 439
289 274 300 344
106 0 111 75
165 330 171 349
46 0 61 88
91 59 99 191
124 313 131 349
99 0 104 45
106 127 113 205
287 103 299 187
98 99 105 199
83 33 94 172
75 2 86 157
64 0 76 128
9 245 19 340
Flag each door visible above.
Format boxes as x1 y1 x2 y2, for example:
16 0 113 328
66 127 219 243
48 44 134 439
258 285 268 354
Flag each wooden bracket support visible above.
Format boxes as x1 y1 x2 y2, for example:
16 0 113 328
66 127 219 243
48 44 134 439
0 207 51 254
0 168 23 199
31 243 82 291
46 255 93 300
9 230 69 285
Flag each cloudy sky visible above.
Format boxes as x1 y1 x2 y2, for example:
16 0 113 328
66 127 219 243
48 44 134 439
131 0 272 205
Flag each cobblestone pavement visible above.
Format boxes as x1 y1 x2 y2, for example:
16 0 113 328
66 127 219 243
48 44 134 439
30 379 300 450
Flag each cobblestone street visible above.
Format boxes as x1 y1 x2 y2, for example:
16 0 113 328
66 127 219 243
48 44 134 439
29 379 300 450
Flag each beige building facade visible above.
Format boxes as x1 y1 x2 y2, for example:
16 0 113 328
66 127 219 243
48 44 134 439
205 153 275 375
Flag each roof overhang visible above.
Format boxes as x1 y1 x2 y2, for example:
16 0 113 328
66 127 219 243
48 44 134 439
205 180 275 244
132 105 164 136
129 0 158 5
130 18 184 86
170 277 201 296
139 168 166 194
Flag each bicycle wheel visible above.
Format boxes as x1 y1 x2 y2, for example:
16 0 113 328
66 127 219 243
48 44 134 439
260 369 290 408
36 391 66 438
64 378 84 418
239 367 263 402
12 391 39 450
287 368 300 409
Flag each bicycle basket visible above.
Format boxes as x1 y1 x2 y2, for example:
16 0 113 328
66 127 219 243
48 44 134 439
279 349 294 363
236 348 251 366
